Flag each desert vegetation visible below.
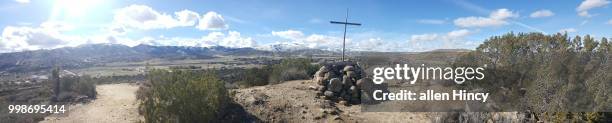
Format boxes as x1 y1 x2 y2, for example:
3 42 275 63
137 69 230 122
135 58 320 122
50 67 97 102
454 32 611 122
0 67 98 122
236 58 320 87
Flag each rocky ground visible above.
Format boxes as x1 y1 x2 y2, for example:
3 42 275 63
232 80 439 123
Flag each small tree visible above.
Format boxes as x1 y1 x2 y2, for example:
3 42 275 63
51 67 61 101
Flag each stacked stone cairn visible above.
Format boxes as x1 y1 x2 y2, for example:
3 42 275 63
312 62 373 105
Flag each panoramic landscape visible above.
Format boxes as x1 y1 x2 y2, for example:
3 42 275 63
0 0 611 123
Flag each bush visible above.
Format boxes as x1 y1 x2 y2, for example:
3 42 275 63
237 67 272 87
454 32 611 122
236 58 319 87
139 69 229 122
52 68 97 101
268 58 320 84
75 76 97 98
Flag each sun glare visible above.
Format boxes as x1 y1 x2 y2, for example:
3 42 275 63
51 0 104 18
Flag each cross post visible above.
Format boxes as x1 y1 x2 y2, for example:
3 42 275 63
330 9 361 61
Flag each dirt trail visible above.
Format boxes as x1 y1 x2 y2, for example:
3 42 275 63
41 83 143 123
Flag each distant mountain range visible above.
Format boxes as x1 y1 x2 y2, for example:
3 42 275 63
0 44 470 73
0 44 273 73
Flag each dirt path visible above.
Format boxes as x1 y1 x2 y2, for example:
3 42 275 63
41 83 143 123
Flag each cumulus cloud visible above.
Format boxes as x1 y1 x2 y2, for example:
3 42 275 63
15 0 29 4
175 10 200 26
269 29 345 50
196 11 228 30
113 5 200 30
199 31 255 48
0 22 77 52
577 0 610 17
530 9 555 18
559 28 577 33
271 30 304 40
454 8 518 28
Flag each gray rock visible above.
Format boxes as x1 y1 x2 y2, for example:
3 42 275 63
356 78 373 92
343 66 355 72
324 91 335 98
315 70 326 77
319 66 329 73
346 71 356 79
342 75 353 88
350 86 358 94
314 75 326 85
324 72 336 81
328 78 342 93
317 86 327 92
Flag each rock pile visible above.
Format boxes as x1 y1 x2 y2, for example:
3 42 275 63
312 62 373 105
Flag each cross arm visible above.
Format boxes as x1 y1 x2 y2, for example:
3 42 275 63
330 21 362 26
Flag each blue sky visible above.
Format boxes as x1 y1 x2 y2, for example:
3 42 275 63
0 0 611 52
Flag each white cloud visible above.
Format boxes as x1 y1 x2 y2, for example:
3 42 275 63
489 9 519 20
0 22 79 52
93 30 257 48
447 29 472 38
269 29 345 50
265 31 403 52
113 5 200 30
199 31 255 48
607 19 612 25
577 0 610 17
454 8 518 28
530 9 555 18
271 30 304 40
578 11 591 17
408 29 477 51
417 19 446 24
559 28 577 33
175 10 200 26
196 11 228 30
15 0 29 4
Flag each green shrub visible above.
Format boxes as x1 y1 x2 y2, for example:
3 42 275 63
237 67 272 87
76 76 97 98
236 58 319 87
455 32 611 122
53 69 97 101
140 69 229 123
268 58 319 84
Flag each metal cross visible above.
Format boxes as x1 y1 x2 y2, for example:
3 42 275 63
330 8 361 61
